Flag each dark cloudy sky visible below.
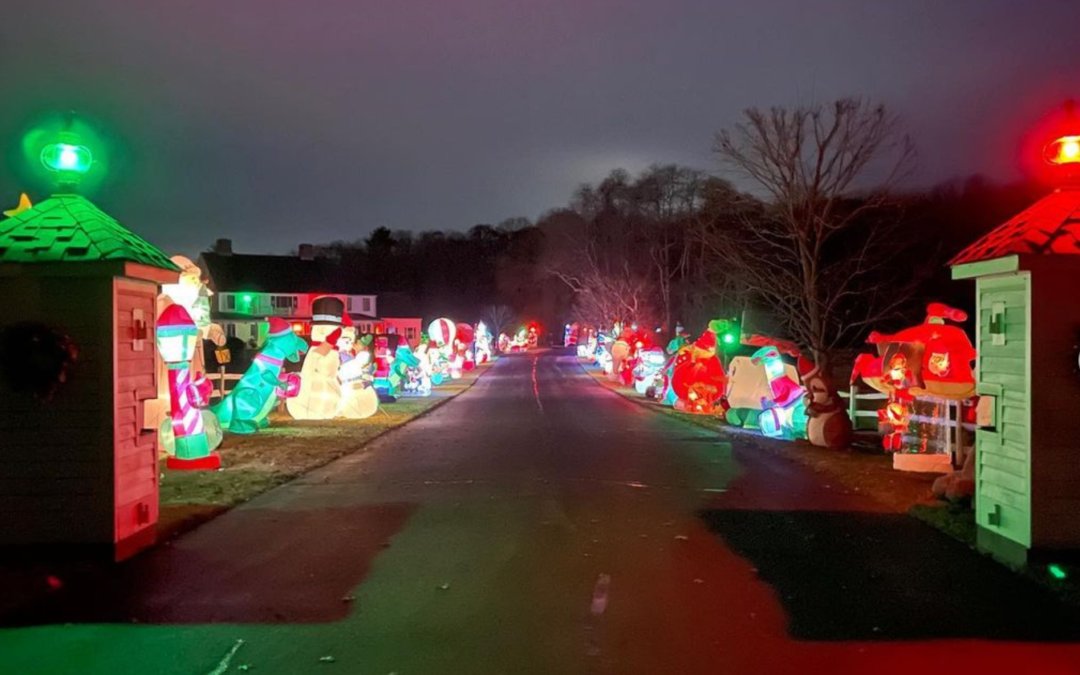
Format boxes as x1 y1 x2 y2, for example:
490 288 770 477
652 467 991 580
1 0 1078 256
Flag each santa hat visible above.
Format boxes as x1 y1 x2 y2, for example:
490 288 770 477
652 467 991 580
268 317 293 337
695 329 717 351
926 302 967 323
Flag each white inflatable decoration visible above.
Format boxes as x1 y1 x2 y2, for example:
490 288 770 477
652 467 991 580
337 349 379 419
725 355 801 411
428 318 456 347
287 296 344 420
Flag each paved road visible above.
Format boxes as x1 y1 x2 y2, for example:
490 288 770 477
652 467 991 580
3 351 1080 674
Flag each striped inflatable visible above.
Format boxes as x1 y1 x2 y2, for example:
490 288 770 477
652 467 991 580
428 317 457 347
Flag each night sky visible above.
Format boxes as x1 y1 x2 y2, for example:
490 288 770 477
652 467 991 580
1 0 1078 256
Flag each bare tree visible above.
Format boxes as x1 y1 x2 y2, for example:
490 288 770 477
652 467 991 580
540 204 660 329
634 165 709 332
481 304 517 344
711 99 918 383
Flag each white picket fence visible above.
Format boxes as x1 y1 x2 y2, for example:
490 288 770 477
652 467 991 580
839 385 974 465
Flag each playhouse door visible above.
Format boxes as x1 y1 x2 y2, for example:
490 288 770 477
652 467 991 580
974 272 1031 552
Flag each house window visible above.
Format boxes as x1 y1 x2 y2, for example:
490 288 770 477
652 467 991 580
224 294 236 310
226 323 237 338
271 295 297 311
406 327 417 340
362 297 372 313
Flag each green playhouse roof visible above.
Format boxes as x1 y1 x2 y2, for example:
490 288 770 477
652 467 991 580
0 193 178 270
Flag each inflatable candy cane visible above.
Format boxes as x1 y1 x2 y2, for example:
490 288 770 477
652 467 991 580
157 305 220 470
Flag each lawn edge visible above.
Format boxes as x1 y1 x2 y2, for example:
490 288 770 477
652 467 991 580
579 362 1080 607
157 361 495 542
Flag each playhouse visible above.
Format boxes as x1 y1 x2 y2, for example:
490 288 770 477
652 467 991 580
0 193 179 559
951 183 1080 564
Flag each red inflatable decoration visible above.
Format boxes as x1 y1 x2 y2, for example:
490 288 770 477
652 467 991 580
853 303 976 400
670 329 727 415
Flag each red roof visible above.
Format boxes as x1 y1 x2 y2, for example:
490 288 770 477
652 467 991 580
950 189 1080 266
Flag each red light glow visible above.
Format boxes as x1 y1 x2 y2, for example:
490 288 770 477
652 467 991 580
1045 135 1080 165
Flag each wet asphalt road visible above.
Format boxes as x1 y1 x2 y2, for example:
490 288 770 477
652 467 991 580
3 350 1080 674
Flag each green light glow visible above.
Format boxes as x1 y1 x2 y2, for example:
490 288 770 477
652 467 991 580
242 294 253 302
20 113 111 195
41 142 93 174
722 333 736 344
1049 564 1068 580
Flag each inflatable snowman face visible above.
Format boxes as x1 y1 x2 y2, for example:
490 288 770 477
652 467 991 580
338 331 355 355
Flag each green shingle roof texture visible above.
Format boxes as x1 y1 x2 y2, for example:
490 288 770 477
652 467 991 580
0 194 178 271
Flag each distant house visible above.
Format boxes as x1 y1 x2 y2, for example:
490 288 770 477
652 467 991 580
198 239 422 347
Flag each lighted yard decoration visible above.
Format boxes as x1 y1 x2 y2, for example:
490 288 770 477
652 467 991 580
577 333 595 359
287 296 344 420
633 347 667 395
147 255 225 440
156 305 221 469
456 322 476 372
724 349 801 432
428 317 456 348
669 328 727 415
749 346 807 439
851 303 976 468
947 121 1080 563
392 343 427 396
386 342 412 393
213 317 306 433
609 327 633 383
337 344 379 419
474 321 493 364
801 360 852 449
564 322 579 347
858 303 977 400
371 333 401 397
0 116 179 559
448 323 474 379
592 332 613 372
507 327 529 352
404 343 434 396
